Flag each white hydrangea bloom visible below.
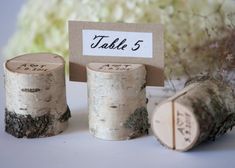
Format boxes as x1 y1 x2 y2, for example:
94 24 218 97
4 0 235 76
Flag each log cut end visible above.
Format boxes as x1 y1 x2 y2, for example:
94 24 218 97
87 62 145 73
152 88 199 151
5 53 64 74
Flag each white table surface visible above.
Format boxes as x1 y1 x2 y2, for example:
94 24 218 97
1 1 235 168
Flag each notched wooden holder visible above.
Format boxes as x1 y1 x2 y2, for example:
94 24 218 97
87 63 150 140
4 53 71 138
152 79 235 151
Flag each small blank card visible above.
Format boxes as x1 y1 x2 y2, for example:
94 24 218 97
69 21 164 86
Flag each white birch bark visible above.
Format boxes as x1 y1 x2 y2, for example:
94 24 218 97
4 53 70 138
87 63 148 140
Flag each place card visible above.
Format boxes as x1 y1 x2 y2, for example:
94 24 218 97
69 21 164 86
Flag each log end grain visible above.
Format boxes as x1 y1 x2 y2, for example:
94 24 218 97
5 53 64 74
152 96 199 151
87 62 145 73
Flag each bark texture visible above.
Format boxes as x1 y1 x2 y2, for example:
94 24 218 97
87 63 150 140
183 80 235 145
5 107 71 138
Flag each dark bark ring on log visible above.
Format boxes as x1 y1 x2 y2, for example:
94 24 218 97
5 106 71 138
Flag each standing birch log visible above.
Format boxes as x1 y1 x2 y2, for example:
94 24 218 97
87 63 150 140
152 78 235 151
4 53 71 138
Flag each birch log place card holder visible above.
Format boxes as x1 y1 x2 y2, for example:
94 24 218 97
151 77 235 151
87 63 148 140
4 53 71 138
69 21 164 140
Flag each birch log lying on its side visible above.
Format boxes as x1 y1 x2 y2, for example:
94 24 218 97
4 53 71 138
152 78 235 151
87 63 150 140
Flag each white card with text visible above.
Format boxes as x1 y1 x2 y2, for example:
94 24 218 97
82 30 153 58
